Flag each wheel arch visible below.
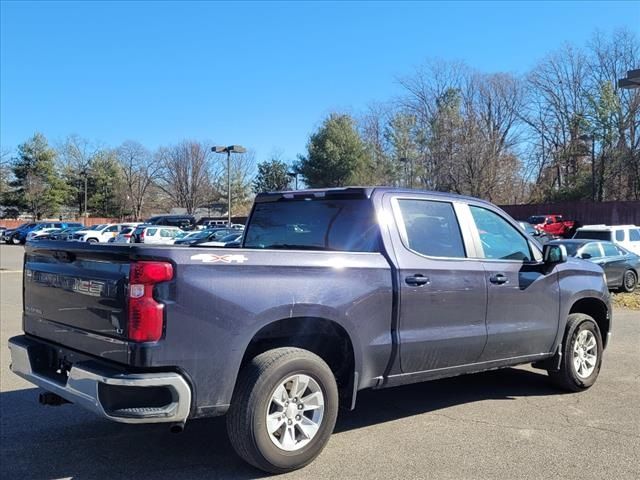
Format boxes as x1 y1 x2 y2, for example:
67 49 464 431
236 316 360 410
569 297 611 348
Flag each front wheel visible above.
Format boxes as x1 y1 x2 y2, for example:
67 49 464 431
621 270 637 293
11 235 22 245
86 238 99 243
548 313 603 392
226 347 338 474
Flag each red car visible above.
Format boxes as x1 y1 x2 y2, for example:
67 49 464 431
527 214 577 238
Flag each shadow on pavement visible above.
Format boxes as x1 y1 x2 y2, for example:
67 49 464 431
0 367 558 479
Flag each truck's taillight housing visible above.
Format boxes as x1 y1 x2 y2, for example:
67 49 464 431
128 261 173 342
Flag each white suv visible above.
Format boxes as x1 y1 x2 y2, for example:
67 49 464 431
573 225 640 255
139 226 182 244
73 223 139 243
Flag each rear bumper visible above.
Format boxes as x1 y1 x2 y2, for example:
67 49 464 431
8 335 192 425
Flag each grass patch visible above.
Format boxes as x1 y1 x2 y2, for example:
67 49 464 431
611 291 640 310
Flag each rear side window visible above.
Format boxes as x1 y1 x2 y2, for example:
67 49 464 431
470 206 531 261
146 228 158 236
574 230 612 241
581 243 602 259
630 229 640 242
396 199 466 258
244 199 380 252
602 243 620 257
615 230 625 241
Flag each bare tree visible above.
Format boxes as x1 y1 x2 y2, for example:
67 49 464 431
117 141 162 220
157 141 214 215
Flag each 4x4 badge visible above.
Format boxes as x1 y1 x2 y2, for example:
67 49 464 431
190 254 249 264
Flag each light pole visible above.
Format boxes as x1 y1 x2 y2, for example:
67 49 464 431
287 171 298 190
80 168 90 218
212 145 246 226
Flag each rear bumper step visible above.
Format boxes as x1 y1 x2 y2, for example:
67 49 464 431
8 335 191 424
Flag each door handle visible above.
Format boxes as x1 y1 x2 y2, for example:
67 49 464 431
489 273 508 285
405 274 430 286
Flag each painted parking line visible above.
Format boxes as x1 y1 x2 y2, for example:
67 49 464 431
0 270 23 274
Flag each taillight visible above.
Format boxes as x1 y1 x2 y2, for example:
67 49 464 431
128 261 174 342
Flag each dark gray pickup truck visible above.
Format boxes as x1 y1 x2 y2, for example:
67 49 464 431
9 187 611 473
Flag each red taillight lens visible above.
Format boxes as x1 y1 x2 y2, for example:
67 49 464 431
131 261 173 284
128 261 173 342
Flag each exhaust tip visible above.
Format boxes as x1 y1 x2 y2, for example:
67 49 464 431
169 423 184 434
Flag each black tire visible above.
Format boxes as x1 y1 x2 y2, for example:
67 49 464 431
226 347 339 474
11 235 21 245
621 270 637 293
86 238 99 243
548 313 603 392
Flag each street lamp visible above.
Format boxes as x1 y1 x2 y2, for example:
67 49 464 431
287 171 299 190
212 145 246 226
80 167 91 218
579 134 596 201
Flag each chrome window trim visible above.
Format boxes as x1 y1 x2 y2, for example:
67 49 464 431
389 195 475 261
466 204 542 264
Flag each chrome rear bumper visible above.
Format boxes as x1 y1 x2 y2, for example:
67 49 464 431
8 335 191 424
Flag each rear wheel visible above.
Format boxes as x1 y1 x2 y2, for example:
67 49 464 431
86 238 99 243
226 347 338 474
11 235 21 245
621 270 637 293
548 313 603 392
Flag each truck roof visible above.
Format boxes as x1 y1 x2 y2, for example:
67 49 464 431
255 186 489 206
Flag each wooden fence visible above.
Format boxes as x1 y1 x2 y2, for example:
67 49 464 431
0 217 120 229
500 201 640 225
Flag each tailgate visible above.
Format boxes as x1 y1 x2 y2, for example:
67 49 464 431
23 242 149 364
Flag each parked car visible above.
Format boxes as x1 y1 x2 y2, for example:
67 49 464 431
518 221 550 244
5 222 73 244
112 226 137 243
46 226 84 241
173 228 236 246
196 218 229 229
573 225 640 256
2 222 37 244
26 222 83 242
9 187 612 474
71 224 128 243
549 239 639 292
528 214 578 238
146 215 196 231
137 226 183 244
196 232 243 247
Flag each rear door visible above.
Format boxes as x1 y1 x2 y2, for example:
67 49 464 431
599 242 627 287
466 204 559 361
386 194 488 373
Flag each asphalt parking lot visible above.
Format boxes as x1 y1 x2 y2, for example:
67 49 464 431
1 244 639 480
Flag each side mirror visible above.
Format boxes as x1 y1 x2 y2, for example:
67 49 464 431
543 244 567 264
580 253 592 260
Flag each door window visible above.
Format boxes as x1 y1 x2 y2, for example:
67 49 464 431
105 225 118 233
630 229 640 242
160 229 175 238
615 230 625 241
469 206 531 261
396 199 466 258
602 243 620 257
146 228 158 236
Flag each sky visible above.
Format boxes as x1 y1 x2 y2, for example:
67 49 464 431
1 1 638 165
